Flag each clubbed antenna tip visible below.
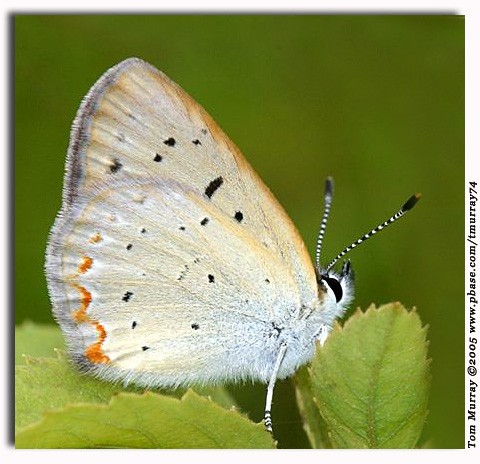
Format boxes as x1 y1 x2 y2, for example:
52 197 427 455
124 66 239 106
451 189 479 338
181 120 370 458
324 190 422 273
325 177 334 198
402 193 421 212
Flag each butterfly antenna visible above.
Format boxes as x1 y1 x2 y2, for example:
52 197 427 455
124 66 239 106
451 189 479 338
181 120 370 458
315 177 334 271
325 193 421 273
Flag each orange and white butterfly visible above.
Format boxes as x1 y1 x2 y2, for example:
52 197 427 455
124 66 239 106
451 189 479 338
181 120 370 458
45 58 419 433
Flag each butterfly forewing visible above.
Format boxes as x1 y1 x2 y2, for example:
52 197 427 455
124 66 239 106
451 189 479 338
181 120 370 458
46 58 319 386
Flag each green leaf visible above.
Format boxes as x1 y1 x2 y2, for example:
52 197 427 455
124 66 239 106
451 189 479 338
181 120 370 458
309 303 430 449
293 365 332 449
15 322 65 364
189 385 238 412
15 351 144 433
15 323 244 447
15 390 274 449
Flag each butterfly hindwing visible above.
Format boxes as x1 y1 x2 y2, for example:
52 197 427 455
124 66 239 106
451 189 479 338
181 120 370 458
46 58 321 386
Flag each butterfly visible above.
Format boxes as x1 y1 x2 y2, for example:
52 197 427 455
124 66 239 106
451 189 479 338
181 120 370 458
45 58 419 434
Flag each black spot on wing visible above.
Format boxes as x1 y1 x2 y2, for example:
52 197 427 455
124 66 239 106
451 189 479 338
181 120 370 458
179 226 186 231
205 177 223 199
208 274 215 283
200 217 209 226
131 321 137 329
140 228 146 234
177 264 189 281
142 346 150 351
234 211 244 222
126 243 133 250
191 323 200 330
163 137 176 146
153 153 163 162
192 139 201 146
122 291 133 302
109 159 123 173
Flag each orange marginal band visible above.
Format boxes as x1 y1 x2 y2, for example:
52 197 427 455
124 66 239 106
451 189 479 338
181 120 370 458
89 233 103 243
71 281 110 364
85 322 110 364
72 283 92 322
78 256 93 274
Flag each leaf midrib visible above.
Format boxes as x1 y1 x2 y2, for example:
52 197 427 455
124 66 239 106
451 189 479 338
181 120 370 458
365 313 394 448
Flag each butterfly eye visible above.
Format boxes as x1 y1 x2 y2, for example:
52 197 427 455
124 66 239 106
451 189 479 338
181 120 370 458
321 275 343 303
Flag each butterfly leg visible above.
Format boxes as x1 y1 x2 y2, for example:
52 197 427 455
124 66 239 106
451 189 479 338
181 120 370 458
314 323 329 346
264 342 287 433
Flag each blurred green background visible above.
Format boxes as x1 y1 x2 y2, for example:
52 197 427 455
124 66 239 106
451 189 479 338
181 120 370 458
15 15 464 448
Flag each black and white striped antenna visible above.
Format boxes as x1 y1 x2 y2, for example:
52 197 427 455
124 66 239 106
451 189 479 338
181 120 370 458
316 177 421 274
315 177 334 270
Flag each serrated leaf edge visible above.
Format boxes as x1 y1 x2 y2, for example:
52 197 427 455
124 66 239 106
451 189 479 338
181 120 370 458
309 302 431 449
15 388 273 448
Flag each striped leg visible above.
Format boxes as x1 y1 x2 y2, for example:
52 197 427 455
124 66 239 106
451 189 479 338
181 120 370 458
264 342 287 433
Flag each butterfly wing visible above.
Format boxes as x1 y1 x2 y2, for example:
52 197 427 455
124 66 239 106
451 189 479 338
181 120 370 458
46 58 321 386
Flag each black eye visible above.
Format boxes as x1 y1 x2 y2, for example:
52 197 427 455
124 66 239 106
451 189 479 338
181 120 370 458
322 275 343 303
